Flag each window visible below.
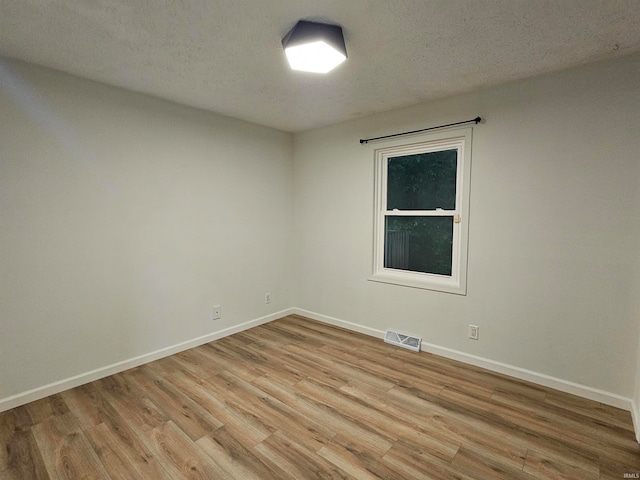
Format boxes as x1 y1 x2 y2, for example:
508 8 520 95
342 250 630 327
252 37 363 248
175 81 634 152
369 128 472 294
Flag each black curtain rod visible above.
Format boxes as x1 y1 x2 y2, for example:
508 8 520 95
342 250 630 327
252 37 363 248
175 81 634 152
359 116 482 144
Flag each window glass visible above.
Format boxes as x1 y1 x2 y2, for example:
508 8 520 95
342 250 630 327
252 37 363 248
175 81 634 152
386 149 457 211
384 216 453 276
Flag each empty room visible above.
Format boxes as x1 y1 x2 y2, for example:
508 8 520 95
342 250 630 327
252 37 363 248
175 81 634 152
1 1 640 479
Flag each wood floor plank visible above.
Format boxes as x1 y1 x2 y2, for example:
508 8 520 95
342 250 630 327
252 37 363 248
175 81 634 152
253 429 354 480
22 395 69 426
597 437 640 471
1 314 638 479
522 449 598 480
31 413 110 480
60 384 107 431
123 365 223 442
272 346 351 389
223 336 310 386
284 315 384 351
62 381 169 480
277 316 378 353
296 376 461 462
288 343 396 391
382 440 473 480
84 423 149 480
288 379 395 456
294 380 399 451
0 429 50 480
232 324 296 349
0 404 39 435
260 321 327 349
322 343 446 396
196 427 280 480
451 445 539 480
491 388 629 447
599 457 640 480
95 375 168 434
143 421 230 479
544 389 633 432
216 371 335 452
172 347 225 380
199 342 265 382
165 368 271 447
214 336 310 386
383 349 498 401
436 386 602 473
342 379 528 471
317 441 403 480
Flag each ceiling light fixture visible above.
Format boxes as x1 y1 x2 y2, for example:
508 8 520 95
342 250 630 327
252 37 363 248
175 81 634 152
282 20 347 74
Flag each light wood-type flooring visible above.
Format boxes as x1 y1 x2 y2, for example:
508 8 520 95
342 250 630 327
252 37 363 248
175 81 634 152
1 315 639 479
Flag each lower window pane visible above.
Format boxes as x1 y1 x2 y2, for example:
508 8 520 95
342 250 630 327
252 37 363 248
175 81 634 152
384 216 453 276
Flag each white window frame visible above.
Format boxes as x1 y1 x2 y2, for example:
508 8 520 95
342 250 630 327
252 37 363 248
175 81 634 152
368 127 472 295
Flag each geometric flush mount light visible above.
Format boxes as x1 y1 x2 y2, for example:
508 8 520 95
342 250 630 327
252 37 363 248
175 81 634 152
282 20 347 73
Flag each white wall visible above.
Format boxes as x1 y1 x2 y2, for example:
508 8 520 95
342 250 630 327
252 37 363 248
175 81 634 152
0 58 294 406
634 312 640 439
632 154 640 438
293 54 640 403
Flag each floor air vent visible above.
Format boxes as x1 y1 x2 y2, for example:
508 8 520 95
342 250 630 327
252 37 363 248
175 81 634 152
384 329 421 352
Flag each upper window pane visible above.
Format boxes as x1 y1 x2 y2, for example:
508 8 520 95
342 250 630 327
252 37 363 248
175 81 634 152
386 149 458 210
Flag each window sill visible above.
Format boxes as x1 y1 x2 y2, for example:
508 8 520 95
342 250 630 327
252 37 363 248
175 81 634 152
368 271 467 295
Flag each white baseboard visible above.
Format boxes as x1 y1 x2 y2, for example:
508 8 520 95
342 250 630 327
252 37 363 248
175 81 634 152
293 308 386 339
419 340 632 411
0 308 294 413
292 308 633 412
632 399 640 443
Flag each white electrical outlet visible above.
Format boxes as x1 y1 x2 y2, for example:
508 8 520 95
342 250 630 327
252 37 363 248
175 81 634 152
468 324 479 340
265 293 272 304
213 305 221 320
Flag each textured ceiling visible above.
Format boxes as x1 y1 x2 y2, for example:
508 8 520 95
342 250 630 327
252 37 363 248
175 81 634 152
1 0 639 132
